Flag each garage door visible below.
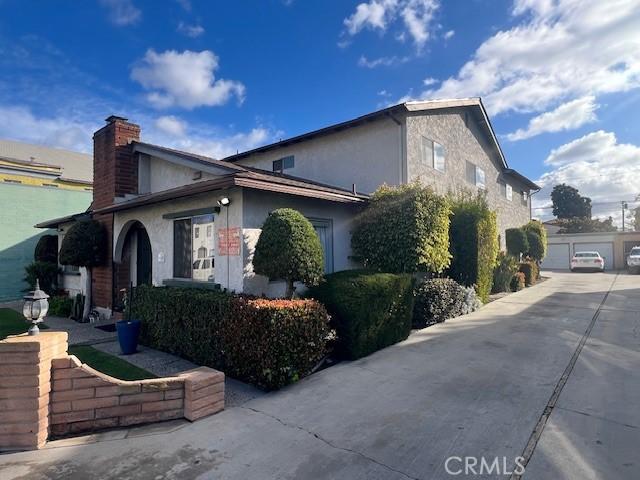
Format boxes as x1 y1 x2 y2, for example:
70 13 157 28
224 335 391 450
574 242 615 269
541 243 570 270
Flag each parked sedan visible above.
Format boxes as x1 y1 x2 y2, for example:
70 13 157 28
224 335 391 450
571 251 605 272
627 246 640 274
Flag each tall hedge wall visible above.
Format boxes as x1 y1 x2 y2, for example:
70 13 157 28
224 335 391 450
351 183 451 274
448 194 499 302
130 286 330 390
307 270 415 360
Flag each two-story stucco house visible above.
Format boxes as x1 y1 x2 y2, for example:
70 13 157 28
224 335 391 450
37 98 538 318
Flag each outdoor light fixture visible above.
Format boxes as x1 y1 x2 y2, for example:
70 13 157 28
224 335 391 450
22 279 49 335
217 197 231 207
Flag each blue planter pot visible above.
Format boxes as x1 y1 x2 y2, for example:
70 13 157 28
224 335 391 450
116 320 141 355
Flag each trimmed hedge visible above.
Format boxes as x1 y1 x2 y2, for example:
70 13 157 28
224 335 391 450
510 272 526 291
523 220 547 260
413 278 467 327
49 296 73 317
506 228 529 257
130 287 330 390
448 195 499 302
307 270 415 360
351 183 451 274
492 252 519 293
518 262 539 286
34 235 58 263
59 220 108 268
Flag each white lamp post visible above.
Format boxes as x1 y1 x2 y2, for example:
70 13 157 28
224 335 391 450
22 279 49 335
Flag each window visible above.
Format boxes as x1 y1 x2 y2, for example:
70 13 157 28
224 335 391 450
309 218 333 273
467 162 485 189
522 191 528 204
506 184 513 201
173 214 215 281
475 166 486 189
272 155 295 173
3 178 22 184
466 161 476 184
421 137 445 172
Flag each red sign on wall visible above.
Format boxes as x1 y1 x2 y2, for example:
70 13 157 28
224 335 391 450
218 227 241 256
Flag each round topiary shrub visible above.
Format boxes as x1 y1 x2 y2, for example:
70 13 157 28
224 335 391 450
34 234 58 263
413 278 467 328
59 220 108 267
506 228 529 257
525 230 545 263
253 208 324 298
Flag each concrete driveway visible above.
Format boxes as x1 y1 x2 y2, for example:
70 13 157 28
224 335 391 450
1 271 638 479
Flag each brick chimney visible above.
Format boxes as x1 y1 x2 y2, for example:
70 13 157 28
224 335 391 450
91 116 140 312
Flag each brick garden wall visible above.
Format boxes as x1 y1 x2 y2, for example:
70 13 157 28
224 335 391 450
0 332 224 451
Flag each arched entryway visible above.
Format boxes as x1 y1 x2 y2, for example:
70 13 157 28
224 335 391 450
114 221 152 293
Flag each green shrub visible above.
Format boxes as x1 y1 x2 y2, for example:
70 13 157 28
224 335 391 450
34 235 58 263
523 220 547 259
461 285 482 315
130 286 330 390
253 208 324 298
307 270 415 360
49 296 73 317
448 194 499 302
510 272 525 291
525 230 545 263
518 262 539 286
492 252 519 293
506 228 529 257
59 220 108 267
351 183 451 274
24 261 60 295
413 278 466 328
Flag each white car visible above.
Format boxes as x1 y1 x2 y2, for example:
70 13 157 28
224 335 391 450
571 251 605 272
627 246 640 274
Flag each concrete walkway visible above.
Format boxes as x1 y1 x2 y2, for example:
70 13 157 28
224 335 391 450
1 272 638 479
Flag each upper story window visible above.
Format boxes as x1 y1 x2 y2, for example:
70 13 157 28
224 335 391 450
421 137 446 172
173 214 215 282
522 190 528 204
273 155 295 173
466 161 485 189
506 184 513 201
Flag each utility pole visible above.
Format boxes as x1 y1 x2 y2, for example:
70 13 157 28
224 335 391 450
622 201 628 232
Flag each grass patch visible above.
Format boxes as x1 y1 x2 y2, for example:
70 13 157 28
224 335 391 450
68 345 156 381
0 308 49 340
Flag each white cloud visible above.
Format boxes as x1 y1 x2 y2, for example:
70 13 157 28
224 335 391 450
423 77 437 86
175 0 191 11
0 105 97 153
506 96 599 141
534 130 640 221
155 115 187 137
99 0 141 26
131 49 245 109
443 29 455 40
343 0 439 50
413 0 640 115
177 22 205 38
358 55 409 68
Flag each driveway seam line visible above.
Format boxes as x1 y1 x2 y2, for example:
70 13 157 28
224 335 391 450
511 273 619 480
240 406 421 480
555 406 639 430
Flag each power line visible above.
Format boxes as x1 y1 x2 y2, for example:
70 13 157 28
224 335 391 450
532 199 640 210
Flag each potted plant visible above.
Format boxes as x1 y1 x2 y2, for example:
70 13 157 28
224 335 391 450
116 286 141 355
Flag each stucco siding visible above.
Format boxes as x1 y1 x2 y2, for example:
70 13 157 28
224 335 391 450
405 110 531 245
112 189 244 292
241 189 361 297
146 156 217 194
234 117 402 195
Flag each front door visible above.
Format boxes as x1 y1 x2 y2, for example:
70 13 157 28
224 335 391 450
136 227 152 286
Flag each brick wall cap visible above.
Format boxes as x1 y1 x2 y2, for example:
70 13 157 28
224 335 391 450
0 332 69 350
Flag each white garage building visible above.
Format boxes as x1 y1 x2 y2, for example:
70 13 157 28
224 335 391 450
542 231 640 270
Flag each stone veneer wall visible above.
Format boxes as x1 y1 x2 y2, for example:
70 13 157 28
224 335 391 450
0 332 224 451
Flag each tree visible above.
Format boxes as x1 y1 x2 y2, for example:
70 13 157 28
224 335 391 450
634 206 640 232
506 228 529 257
551 184 592 219
59 220 108 319
351 183 452 274
557 217 617 234
525 230 545 262
34 234 58 263
523 220 547 261
253 208 324 298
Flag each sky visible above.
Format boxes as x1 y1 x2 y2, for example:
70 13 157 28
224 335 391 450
1 0 639 225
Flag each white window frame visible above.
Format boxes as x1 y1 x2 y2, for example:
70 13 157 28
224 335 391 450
475 166 486 189
506 184 513 201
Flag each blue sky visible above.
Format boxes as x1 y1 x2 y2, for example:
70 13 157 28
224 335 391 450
1 0 639 223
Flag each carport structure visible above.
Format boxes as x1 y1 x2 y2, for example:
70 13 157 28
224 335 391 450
542 231 640 270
